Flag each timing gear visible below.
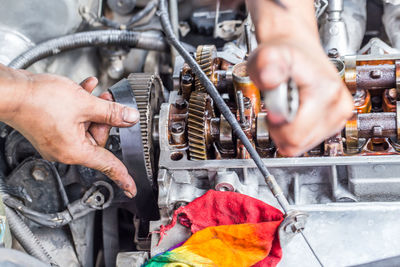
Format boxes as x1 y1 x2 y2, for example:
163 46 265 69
127 73 164 182
194 45 218 92
188 91 215 160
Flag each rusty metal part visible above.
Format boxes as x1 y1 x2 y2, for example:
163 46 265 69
214 70 233 94
357 113 397 138
128 73 164 181
353 90 371 113
256 112 270 148
232 61 261 114
174 98 187 110
219 115 233 149
217 115 235 158
256 112 275 157
324 133 344 157
396 60 400 95
188 91 215 160
345 112 359 154
383 89 397 112
171 122 185 145
397 101 400 141
237 91 247 125
180 72 193 100
344 55 357 92
194 45 218 92
356 64 395 90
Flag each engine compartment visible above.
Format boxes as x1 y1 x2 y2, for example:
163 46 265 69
1 0 400 266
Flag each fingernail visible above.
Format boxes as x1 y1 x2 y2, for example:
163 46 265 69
124 190 135 198
123 107 139 124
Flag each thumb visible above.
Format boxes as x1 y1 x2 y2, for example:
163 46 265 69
86 96 140 127
80 144 137 198
247 43 292 90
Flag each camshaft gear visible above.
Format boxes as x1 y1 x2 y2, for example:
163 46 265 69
188 91 215 160
127 73 164 182
194 45 218 92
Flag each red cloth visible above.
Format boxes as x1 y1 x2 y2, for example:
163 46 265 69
157 190 284 266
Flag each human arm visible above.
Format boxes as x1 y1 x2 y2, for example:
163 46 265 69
247 0 353 156
0 64 138 198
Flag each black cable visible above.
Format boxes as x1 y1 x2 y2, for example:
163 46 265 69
9 30 167 69
3 196 71 228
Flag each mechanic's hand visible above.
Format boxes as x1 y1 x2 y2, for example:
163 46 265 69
247 0 354 156
3 72 138 198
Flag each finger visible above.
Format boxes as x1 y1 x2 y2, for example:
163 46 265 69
89 124 111 147
270 83 353 156
88 91 114 147
247 44 292 90
80 77 98 94
80 144 137 198
85 96 140 127
99 91 114 101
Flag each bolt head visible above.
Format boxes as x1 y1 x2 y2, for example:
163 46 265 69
31 166 48 181
182 74 193 85
328 48 339 58
175 99 187 109
171 122 184 133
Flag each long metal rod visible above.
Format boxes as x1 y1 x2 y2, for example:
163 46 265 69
300 231 324 266
213 0 221 38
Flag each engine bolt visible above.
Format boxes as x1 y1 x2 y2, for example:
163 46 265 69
370 70 382 79
171 122 184 133
31 166 48 181
327 48 339 58
388 88 397 100
182 74 193 85
175 98 187 109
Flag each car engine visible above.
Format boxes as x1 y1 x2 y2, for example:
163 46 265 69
1 0 400 266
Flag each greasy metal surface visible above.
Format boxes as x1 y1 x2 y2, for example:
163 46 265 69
281 203 400 267
356 64 395 90
357 112 397 138
109 79 159 220
232 61 261 114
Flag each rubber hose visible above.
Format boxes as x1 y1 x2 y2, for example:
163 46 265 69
5 207 57 265
0 155 56 265
8 30 168 69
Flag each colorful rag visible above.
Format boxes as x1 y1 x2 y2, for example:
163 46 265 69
146 190 284 267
